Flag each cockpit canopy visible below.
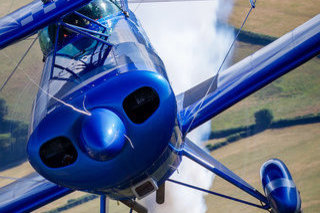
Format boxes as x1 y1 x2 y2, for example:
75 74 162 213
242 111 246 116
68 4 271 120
38 0 121 57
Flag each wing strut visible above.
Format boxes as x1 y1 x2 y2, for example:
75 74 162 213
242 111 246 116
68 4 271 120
167 179 268 210
180 138 270 207
100 195 109 213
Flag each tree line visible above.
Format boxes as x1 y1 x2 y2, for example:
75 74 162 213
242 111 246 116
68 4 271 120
0 99 28 170
207 109 320 151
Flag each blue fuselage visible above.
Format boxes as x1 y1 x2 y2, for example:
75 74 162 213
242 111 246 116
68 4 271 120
27 10 182 199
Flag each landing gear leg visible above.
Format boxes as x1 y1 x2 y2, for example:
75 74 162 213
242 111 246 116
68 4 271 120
100 195 108 213
156 183 165 204
121 199 148 213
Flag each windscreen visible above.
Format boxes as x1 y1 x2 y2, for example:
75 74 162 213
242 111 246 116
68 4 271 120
38 0 121 57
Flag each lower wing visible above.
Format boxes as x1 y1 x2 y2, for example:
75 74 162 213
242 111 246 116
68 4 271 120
0 173 72 213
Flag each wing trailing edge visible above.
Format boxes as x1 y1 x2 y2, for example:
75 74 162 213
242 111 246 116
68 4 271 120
178 14 320 135
0 173 72 213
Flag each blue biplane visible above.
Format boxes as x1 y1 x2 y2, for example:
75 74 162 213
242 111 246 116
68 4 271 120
0 0 319 212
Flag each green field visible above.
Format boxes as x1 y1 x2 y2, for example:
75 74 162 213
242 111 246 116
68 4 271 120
211 43 320 131
0 0 320 123
229 0 320 37
206 123 320 213
206 2 320 212
0 38 43 121
0 0 48 122
0 0 319 212
31 123 320 212
211 1 320 131
215 0 320 130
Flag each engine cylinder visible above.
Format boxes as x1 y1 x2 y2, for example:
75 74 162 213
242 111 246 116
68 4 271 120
260 159 301 213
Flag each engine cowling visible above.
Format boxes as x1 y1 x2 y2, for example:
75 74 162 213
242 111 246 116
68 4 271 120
260 159 301 213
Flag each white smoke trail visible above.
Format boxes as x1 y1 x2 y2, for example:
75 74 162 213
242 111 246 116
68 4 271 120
134 1 234 212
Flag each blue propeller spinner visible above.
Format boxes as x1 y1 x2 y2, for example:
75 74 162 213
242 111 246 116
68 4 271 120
81 108 127 161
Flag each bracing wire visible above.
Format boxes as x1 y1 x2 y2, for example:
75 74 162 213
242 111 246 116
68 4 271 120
184 2 256 134
110 0 129 16
22 70 91 116
133 0 144 12
0 35 91 116
0 37 38 92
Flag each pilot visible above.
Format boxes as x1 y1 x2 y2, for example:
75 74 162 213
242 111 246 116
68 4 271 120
41 0 118 58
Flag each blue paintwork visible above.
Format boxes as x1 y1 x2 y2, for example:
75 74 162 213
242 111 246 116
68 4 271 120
0 0 319 212
28 3 180 200
80 108 127 161
0 0 93 50
0 173 73 213
100 195 107 213
260 159 301 213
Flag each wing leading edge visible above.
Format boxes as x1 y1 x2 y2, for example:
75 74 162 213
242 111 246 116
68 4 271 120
0 0 92 50
178 14 320 135
0 173 73 213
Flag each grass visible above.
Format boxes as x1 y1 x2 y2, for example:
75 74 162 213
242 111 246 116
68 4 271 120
33 123 320 212
0 0 47 121
35 192 96 213
0 0 319 212
0 0 319 123
206 123 320 212
0 0 33 16
229 0 320 37
224 0 320 132
211 42 320 131
0 161 34 187
0 133 10 140
35 193 130 213
0 39 43 121
62 199 130 213
0 160 130 213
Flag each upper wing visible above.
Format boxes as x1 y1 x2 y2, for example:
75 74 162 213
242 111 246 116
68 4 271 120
0 173 72 213
178 14 320 135
0 0 92 50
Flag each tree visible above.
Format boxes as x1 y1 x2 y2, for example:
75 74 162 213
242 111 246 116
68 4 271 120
254 109 273 131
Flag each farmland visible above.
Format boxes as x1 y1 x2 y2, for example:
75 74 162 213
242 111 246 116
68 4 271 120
0 0 319 212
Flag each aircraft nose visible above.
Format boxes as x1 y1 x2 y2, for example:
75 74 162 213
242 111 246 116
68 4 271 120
80 108 126 161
